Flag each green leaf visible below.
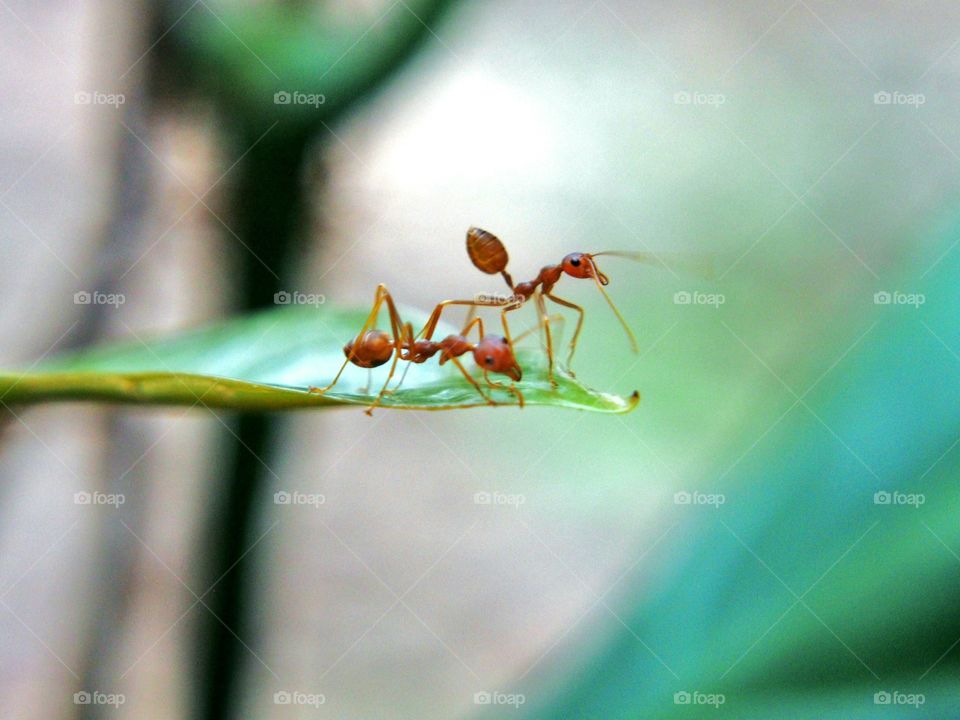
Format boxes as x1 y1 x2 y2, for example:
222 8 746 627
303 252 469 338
1 305 639 413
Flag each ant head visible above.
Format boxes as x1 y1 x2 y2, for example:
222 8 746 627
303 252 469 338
561 253 609 285
344 330 393 368
473 335 522 381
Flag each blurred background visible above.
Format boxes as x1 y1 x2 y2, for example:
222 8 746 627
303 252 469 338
3 0 960 717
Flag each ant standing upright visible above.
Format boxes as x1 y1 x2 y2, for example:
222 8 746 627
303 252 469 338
463 227 713 383
463 227 641 384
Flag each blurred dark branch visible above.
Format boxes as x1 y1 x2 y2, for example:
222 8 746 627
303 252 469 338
148 1 459 718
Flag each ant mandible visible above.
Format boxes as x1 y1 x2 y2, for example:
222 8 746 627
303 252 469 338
308 284 524 414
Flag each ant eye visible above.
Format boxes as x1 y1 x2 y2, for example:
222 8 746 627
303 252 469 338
500 337 508 344
485 356 494 365
570 257 581 267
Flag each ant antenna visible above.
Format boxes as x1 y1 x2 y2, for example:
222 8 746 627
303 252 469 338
587 255 638 353
592 250 716 280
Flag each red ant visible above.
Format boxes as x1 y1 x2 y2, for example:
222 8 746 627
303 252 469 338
308 285 524 414
463 227 645 384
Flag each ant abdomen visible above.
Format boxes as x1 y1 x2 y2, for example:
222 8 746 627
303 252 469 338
344 330 394 368
466 227 509 275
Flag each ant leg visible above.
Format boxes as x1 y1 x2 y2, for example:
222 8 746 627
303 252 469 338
421 298 513 340
321 283 405 411
545 293 584 374
308 356 351 394
512 314 564 345
363 303 408 414
310 285 391 395
359 368 372 395
357 284 392 335
391 361 414 394
355 284 406 357
533 291 558 387
483 370 525 408
312 284 421 410
497 301 523 346
370 284 406 365
450 357 495 405
460 314 484 338
463 304 477 332
494 302 528 400
364 346 404 415
380 322 417 396
400 322 415 360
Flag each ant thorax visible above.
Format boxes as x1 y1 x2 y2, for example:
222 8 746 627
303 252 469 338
405 339 440 364
535 264 563 292
437 334 472 363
